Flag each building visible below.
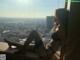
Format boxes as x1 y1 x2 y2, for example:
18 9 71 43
46 16 54 31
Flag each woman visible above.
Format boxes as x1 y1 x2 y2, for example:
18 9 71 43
5 8 68 60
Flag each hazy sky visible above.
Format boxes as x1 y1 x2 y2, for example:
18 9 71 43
0 0 65 18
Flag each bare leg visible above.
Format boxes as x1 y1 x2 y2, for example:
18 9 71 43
24 30 43 48
16 30 44 53
21 30 42 49
4 30 43 53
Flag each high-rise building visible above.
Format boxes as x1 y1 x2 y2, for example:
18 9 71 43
46 16 54 31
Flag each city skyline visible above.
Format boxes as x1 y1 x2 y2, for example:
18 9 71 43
0 0 65 18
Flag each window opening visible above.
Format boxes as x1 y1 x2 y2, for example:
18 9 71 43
0 0 65 59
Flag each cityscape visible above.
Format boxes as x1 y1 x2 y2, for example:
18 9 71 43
0 0 64 47
0 16 54 46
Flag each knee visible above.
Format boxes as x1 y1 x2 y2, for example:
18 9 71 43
32 30 37 33
31 30 38 34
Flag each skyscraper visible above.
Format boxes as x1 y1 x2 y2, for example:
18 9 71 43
46 16 54 31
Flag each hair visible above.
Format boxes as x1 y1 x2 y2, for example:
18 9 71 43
55 8 69 35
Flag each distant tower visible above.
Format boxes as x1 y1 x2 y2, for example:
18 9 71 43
46 16 54 31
